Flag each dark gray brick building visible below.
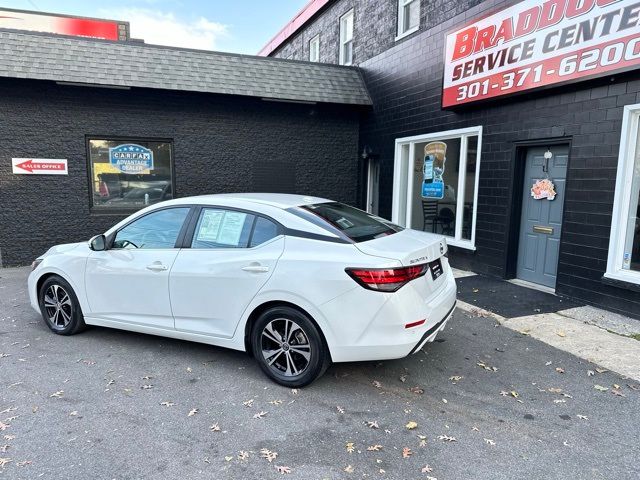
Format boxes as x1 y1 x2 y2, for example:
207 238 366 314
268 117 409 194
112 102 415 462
0 30 369 267
263 0 640 318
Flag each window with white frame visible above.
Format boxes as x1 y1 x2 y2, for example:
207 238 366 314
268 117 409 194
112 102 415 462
606 103 640 284
339 9 354 66
397 0 420 39
392 127 482 250
309 34 320 62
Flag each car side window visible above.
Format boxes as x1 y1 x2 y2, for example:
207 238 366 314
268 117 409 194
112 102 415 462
250 217 280 247
192 208 255 249
113 207 190 249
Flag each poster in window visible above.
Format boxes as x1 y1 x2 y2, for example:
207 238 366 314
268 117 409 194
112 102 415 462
217 212 247 246
422 142 447 200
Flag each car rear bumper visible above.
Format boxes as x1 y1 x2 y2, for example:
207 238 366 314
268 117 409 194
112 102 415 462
325 267 457 363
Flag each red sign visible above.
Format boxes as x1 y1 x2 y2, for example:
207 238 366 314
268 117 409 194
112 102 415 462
443 0 640 108
0 9 125 41
12 158 68 175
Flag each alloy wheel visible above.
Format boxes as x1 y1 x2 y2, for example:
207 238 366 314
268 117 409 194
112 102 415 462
43 284 72 329
261 318 312 377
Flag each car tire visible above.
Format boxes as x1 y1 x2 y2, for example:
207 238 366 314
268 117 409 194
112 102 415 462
251 306 330 387
38 275 87 336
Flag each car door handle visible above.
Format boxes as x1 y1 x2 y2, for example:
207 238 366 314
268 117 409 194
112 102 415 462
146 263 168 272
242 265 269 273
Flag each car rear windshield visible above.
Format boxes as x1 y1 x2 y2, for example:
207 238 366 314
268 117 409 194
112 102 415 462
299 202 402 243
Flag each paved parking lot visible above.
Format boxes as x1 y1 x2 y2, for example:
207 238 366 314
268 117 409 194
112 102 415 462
1 266 639 479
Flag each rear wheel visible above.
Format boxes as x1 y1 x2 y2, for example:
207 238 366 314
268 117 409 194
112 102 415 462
38 275 86 335
251 306 330 387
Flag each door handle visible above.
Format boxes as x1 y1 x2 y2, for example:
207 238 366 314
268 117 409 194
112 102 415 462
146 263 168 272
242 265 269 273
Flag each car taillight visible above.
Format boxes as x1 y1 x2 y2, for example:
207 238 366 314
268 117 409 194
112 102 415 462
345 264 427 292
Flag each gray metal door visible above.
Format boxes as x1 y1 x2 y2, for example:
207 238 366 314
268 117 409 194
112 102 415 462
516 145 568 288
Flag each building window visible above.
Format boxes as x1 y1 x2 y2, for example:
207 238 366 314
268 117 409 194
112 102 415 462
397 0 420 40
87 137 174 211
392 127 482 250
339 9 354 66
606 103 640 284
309 34 320 62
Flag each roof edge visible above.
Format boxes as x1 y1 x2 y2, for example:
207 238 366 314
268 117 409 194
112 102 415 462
257 0 332 57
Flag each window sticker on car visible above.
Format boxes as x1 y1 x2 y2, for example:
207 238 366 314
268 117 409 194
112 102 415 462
196 209 224 242
217 212 248 246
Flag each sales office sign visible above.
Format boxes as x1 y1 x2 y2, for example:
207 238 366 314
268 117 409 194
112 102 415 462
443 0 640 108
12 158 68 175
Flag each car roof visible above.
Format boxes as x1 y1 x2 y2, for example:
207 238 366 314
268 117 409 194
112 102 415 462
165 193 333 209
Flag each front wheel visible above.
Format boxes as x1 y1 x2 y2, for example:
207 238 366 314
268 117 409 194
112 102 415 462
38 275 86 335
251 306 330 387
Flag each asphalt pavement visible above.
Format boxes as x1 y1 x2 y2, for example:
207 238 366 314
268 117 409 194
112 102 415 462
1 266 639 479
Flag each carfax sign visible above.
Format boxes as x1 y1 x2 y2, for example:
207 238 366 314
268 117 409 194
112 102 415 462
443 0 640 107
109 144 154 174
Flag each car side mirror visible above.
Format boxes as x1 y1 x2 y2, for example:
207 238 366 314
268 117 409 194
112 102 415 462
89 234 107 251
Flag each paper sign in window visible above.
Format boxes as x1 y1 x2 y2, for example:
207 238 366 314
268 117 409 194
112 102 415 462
196 210 224 242
217 212 247 246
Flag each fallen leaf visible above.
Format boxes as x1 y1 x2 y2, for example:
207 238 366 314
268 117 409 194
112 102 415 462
422 465 434 473
0 423 9 432
484 438 496 446
367 444 383 451
556 330 566 337
472 426 479 432
160 401 175 407
336 406 345 414
442 398 448 404
69 411 78 417
2 436 14 441
438 435 457 442
0 446 8 453
611 389 625 397
253 411 267 419
275 465 291 474
141 384 153 390
417 434 427 447
186 367 192 373
142 375 152 380
243 399 254 407
402 447 412 458
577 415 588 420
0 458 11 468
260 448 278 463
553 399 566 404
372 380 382 389
595 368 608 373
545 361 553 366
269 400 283 405
188 408 198 417
346 442 355 453
290 389 299 395
405 421 418 430
366 420 379 429
210 423 221 432
587 370 595 377
472 288 479 293
49 391 64 398
409 386 424 394
594 385 609 392
344 465 354 473
224 456 233 462
510 391 519 398
399 374 407 383
548 387 563 393
499 391 509 397
237 451 249 461
555 367 565 374
449 375 463 382
16 460 31 467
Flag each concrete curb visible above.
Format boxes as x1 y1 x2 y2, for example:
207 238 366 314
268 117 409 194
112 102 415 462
457 300 640 381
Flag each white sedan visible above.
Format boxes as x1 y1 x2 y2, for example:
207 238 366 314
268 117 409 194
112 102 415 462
28 194 456 386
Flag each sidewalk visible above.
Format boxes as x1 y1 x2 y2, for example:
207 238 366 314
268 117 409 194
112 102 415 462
453 269 640 381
